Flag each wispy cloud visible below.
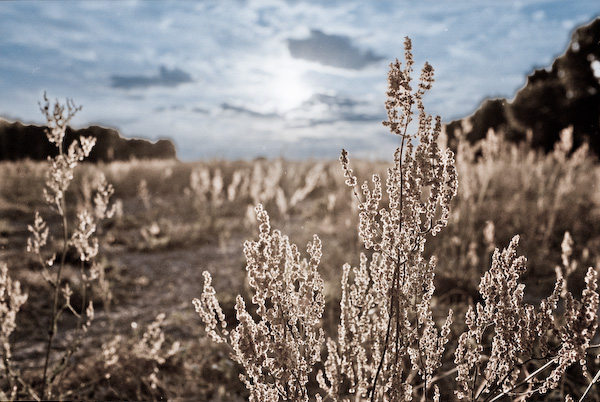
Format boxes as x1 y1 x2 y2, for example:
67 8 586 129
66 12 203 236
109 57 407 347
285 93 381 127
287 29 384 69
111 66 193 89
220 103 280 119
303 93 363 108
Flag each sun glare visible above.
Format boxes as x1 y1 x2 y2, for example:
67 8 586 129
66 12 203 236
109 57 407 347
265 62 313 113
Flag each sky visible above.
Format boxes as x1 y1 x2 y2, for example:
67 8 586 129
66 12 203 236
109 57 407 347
1 1 599 161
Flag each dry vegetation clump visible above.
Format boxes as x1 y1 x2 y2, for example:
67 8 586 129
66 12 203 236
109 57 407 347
1 95 116 400
432 125 600 304
195 38 600 402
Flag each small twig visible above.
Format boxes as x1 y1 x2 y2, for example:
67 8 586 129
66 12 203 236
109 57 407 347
579 366 600 402
369 265 397 402
484 358 557 402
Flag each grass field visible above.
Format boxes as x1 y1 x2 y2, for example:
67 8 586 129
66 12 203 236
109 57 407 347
1 128 599 400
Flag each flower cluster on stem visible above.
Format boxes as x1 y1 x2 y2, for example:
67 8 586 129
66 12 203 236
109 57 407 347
194 204 324 402
454 235 599 402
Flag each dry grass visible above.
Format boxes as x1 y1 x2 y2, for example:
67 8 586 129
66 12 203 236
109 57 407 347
1 135 600 400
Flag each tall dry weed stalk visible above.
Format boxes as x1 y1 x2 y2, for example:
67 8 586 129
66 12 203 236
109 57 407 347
195 38 599 401
321 37 457 402
1 95 115 400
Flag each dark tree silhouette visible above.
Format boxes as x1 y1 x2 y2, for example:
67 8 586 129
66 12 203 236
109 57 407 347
445 17 600 157
0 120 177 162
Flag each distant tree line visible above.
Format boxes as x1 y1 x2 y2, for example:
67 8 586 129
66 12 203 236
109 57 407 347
445 17 600 157
0 120 177 162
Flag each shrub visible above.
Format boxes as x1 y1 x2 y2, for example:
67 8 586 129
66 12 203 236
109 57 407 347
194 203 324 402
195 38 600 401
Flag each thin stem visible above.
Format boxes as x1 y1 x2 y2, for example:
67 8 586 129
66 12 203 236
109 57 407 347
369 97 415 402
393 258 403 367
472 362 481 402
483 358 557 402
41 173 69 400
78 260 87 329
0 338 15 388
10 365 41 402
398 133 406 278
370 265 397 402
579 367 600 402
419 353 428 402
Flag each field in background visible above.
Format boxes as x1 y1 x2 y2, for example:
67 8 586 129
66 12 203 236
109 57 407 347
1 133 600 400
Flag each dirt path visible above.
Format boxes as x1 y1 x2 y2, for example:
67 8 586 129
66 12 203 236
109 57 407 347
105 241 247 326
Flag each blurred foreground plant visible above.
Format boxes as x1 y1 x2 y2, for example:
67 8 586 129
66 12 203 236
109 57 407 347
100 312 181 400
0 95 115 400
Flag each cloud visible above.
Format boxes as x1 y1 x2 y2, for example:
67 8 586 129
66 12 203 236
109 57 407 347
220 103 280 119
192 107 210 114
287 29 384 69
154 104 186 113
284 93 382 128
303 93 362 108
110 66 193 89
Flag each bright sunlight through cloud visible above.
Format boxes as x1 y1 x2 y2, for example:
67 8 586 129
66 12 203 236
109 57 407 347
264 61 313 113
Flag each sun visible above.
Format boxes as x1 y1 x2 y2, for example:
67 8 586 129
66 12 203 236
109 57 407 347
264 61 313 113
